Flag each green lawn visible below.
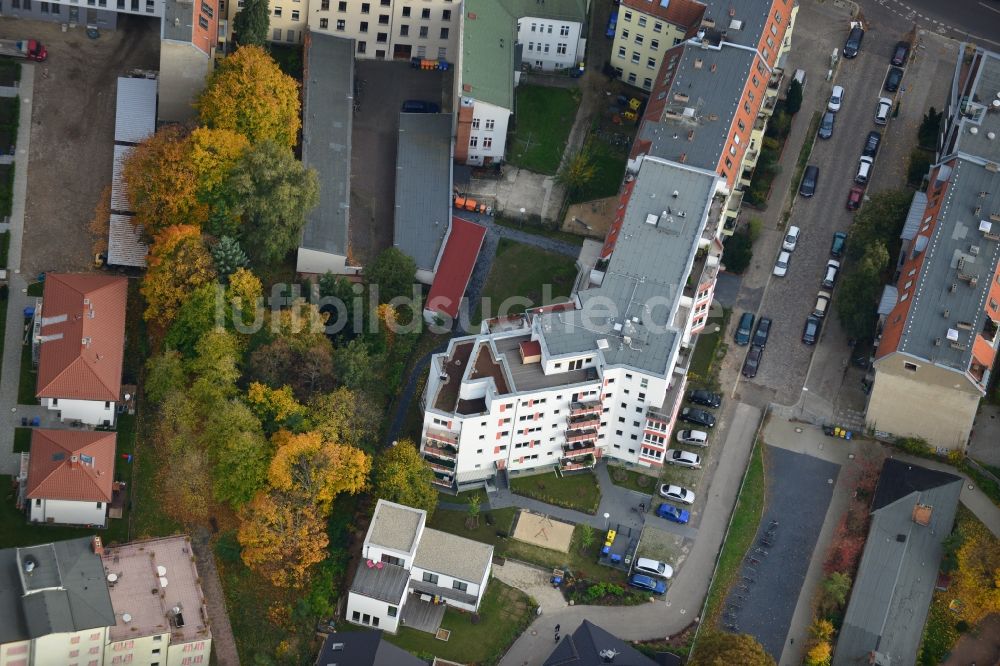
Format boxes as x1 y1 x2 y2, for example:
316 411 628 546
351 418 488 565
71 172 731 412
26 281 43 297
477 238 577 323
494 216 586 246
689 308 731 385
701 441 765 626
0 291 7 372
509 85 581 175
510 471 601 514
13 428 31 453
568 140 628 204
386 580 536 665
17 339 38 405
0 231 9 267
427 506 518 546
607 465 657 496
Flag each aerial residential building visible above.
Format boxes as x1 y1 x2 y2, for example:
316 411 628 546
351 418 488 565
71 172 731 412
610 0 705 90
833 460 961 666
25 430 117 527
867 45 1000 450
314 631 426 666
420 156 726 489
545 619 660 666
454 0 589 166
346 500 493 632
33 274 128 427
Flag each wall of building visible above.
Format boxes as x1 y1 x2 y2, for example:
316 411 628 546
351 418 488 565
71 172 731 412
0 1 122 27
164 638 211 666
866 357 980 450
32 628 109 666
362 541 420 569
409 566 484 612
295 247 356 275
462 99 509 166
29 497 107 526
42 398 116 427
0 639 31 666
346 591 403 633
105 633 170 666
611 8 686 91
516 15 583 71
158 40 212 123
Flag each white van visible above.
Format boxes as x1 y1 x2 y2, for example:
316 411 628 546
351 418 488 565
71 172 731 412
634 557 674 579
676 429 709 447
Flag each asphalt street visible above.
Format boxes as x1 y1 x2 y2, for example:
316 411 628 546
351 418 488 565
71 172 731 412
860 0 1000 48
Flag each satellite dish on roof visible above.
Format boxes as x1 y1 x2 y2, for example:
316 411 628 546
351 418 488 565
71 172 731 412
107 573 118 583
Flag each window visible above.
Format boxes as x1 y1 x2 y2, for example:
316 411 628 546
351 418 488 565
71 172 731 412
621 29 629 40
336 0 345 9
904 362 918 371
398 22 406 34
377 32 387 42
631 51 640 64
440 27 449 39
647 57 655 69
469 136 478 148
438 47 447 58
485 119 495 130
634 34 643 45
378 14 388 24
419 25 428 37
360 21 368 31
201 0 212 16
483 137 492 149
557 43 566 54
654 21 663 32
273 28 282 40
336 18 345 29
531 22 536 32
291 9 299 20
402 5 409 16
623 10 632 20
381 553 403 566
357 40 366 53
41 1 49 11
617 46 626 59
361 2 369 12
627 72 637 83
421 7 430 18
96 502 103 509
453 580 469 592
442 8 450 20
35 498 40 506
273 4 281 15
527 42 533 52
560 25 569 36
423 572 439 584
643 77 652 89
650 39 659 51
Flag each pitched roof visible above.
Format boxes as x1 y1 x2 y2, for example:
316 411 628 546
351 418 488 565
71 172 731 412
425 217 488 319
36 273 128 402
0 537 116 644
622 0 706 28
315 630 427 666
543 619 659 665
412 528 493 583
107 214 149 268
26 429 116 503
871 458 962 512
349 563 410 604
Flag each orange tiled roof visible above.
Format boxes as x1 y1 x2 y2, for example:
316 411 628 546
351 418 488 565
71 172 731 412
622 0 707 28
26 429 116 502
35 274 128 402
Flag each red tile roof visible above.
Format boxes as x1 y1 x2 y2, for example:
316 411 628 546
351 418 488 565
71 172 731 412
26 429 116 502
426 217 487 319
36 274 128 402
622 0 706 28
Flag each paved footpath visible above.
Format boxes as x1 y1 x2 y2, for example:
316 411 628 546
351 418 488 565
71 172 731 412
498 403 762 666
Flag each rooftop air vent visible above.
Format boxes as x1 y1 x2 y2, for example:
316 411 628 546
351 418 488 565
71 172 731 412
896 534 907 543
645 213 658 226
970 126 979 135
947 328 960 341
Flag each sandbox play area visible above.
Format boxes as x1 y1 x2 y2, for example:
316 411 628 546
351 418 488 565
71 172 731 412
511 510 575 553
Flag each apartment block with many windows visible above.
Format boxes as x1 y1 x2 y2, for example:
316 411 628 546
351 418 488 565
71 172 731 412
611 0 705 91
419 156 728 489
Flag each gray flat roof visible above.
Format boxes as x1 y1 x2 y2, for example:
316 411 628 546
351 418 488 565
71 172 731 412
702 0 771 50
536 157 719 376
413 528 492 584
111 144 133 213
162 0 194 43
350 563 410 604
833 464 961 666
365 500 425 554
639 42 756 172
301 33 354 259
115 77 157 145
394 113 453 272
493 334 597 392
900 191 927 242
0 537 115 643
896 157 1000 372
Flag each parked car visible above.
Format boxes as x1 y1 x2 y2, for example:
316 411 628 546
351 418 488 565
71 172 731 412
752 317 772 349
813 290 832 318
773 250 791 277
676 429 709 446
629 573 668 595
843 25 864 58
846 185 864 211
875 97 892 125
401 99 441 113
634 557 674 580
831 231 848 258
688 389 722 408
606 10 618 38
802 315 822 345
819 111 835 139
742 345 762 378
734 311 755 346
665 449 702 468
891 40 911 67
822 259 841 288
884 66 904 92
655 503 691 524
783 225 801 252
863 130 882 158
659 484 696 505
679 407 716 428
828 85 845 112
800 165 819 197
855 156 874 184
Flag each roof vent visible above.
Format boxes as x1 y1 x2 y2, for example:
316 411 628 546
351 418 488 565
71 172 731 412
645 213 658 226
970 126 979 135
122 613 132 623
895 534 907 543
970 244 980 256
729 19 742 30
981 220 994 233
694 58 703 69
990 132 997 140
672 190 680 198
934 337 942 346
23 556 37 575
947 328 960 341
597 338 610 350
943 309 950 318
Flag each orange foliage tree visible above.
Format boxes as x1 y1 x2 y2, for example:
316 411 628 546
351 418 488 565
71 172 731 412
267 430 370 512
141 225 217 326
237 490 329 588
951 519 1000 624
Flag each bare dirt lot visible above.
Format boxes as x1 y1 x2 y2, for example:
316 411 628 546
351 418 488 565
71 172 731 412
0 16 160 275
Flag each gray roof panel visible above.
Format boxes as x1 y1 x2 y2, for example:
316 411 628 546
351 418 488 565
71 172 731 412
111 145 134 213
701 0 772 50
394 113 453 271
413 528 493 584
900 191 927 242
114 77 157 145
366 500 425 554
107 214 148 268
349 563 410 604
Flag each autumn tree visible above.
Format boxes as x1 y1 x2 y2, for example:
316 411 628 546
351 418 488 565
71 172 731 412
232 0 270 47
249 304 335 399
366 247 417 304
222 141 319 266
308 388 381 451
804 619 834 666
690 632 775 666
237 490 329 587
197 46 301 148
268 430 371 512
951 519 1000 624
142 225 217 326
372 440 437 517
557 149 597 199
123 125 206 237
145 350 187 404
188 127 251 236
154 391 213 524
227 267 263 330
203 399 272 508
246 383 307 432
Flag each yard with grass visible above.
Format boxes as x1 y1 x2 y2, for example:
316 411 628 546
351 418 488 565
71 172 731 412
688 308 730 386
508 85 580 175
608 465 658 496
700 440 765 626
477 238 577 323
510 470 601 514
567 139 628 205
386 580 537 665
494 216 585 246
17 339 37 405
13 427 30 453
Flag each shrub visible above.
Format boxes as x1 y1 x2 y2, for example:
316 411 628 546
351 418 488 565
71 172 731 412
895 436 934 456
907 149 932 188
722 230 754 274
786 79 803 115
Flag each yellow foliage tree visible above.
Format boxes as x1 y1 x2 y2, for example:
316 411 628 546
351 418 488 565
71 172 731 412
237 490 329 588
227 267 263 329
188 127 250 197
268 430 371 512
804 641 832 666
196 45 301 148
810 619 834 643
377 303 397 350
952 519 1000 624
142 225 217 326
246 383 306 424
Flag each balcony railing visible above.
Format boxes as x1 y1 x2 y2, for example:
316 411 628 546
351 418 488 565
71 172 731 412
560 454 596 471
569 401 602 417
567 415 601 430
562 443 597 458
425 428 458 446
425 458 456 474
423 442 457 460
431 476 454 488
566 429 598 444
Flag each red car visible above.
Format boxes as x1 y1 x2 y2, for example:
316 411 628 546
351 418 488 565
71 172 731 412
846 185 864 211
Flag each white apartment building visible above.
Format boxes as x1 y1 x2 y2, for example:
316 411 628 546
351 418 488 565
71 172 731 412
420 156 727 489
516 14 586 71
346 500 493 633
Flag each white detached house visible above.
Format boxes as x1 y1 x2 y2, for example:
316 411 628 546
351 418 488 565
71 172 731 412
34 274 128 427
25 429 117 527
347 499 493 633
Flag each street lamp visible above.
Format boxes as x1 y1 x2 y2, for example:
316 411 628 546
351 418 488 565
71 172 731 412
603 512 610 530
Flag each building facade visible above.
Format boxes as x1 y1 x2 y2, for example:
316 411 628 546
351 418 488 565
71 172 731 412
516 13 585 71
0 0 164 29
610 0 704 91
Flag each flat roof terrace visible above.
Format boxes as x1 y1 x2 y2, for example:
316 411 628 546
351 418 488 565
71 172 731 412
493 335 596 392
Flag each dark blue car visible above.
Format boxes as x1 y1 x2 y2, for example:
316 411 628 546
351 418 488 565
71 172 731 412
606 10 618 38
628 573 667 595
655 503 691 524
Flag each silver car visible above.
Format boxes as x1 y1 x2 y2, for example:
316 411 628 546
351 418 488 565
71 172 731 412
665 449 702 468
659 484 696 504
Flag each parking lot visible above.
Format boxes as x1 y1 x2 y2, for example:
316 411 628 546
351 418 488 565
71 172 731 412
0 16 160 275
349 60 448 265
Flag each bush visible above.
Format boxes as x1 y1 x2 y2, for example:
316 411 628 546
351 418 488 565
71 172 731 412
748 218 763 242
722 230 754 274
907 149 932 188
895 436 934 457
786 79 803 115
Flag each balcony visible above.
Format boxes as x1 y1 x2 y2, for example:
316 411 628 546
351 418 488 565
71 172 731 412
424 456 456 475
567 414 601 430
423 442 458 461
425 429 458 446
431 474 454 489
566 429 598 444
569 401 602 417
560 454 596 471
982 316 998 345
563 442 597 458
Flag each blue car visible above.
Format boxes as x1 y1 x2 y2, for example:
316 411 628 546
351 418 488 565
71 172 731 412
606 10 618 38
628 573 667 595
655 503 691 524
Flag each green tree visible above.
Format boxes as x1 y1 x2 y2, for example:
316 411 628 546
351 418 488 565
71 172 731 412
847 189 913 263
333 338 379 392
319 272 362 337
371 440 438 517
223 141 319 266
212 236 249 279
145 350 187 405
785 79 803 115
722 230 754 274
579 524 595 553
165 282 221 358
205 400 272 508
557 149 597 199
366 247 417 304
233 0 270 47
467 494 481 529
836 242 889 341
690 631 775 666
907 149 933 188
918 107 942 149
818 572 852 615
